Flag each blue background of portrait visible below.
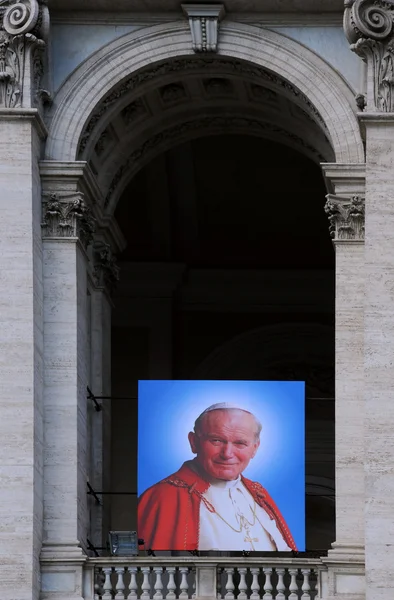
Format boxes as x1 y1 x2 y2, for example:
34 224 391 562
138 379 305 551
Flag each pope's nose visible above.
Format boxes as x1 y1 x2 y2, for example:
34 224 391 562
220 444 235 459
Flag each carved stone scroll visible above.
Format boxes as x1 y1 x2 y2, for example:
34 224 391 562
344 0 394 112
0 0 49 108
181 4 225 52
324 194 365 241
41 193 96 248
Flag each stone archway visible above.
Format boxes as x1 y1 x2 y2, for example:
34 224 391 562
40 13 366 573
46 20 364 169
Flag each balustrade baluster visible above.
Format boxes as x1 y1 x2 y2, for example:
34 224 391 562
276 568 285 600
95 568 105 600
301 569 311 600
141 567 151 600
89 559 320 600
217 568 222 600
103 567 113 599
166 567 176 600
179 567 189 599
262 568 273 600
115 567 126 599
129 567 138 600
154 567 164 600
225 568 235 600
288 569 298 600
250 567 260 600
238 568 247 600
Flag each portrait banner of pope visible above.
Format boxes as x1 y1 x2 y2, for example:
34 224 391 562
137 380 305 552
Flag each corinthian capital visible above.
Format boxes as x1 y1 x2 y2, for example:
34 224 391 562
325 194 365 242
0 0 50 109
42 193 96 249
344 0 394 112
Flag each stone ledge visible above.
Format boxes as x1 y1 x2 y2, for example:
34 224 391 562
0 108 48 139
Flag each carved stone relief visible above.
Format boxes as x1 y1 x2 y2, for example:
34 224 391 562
121 98 148 126
94 126 117 158
95 129 110 157
324 194 365 241
0 0 49 108
204 77 233 96
41 193 96 248
250 84 278 104
344 0 394 112
92 241 120 294
159 82 187 104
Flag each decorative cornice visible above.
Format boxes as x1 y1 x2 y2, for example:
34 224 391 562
321 162 366 196
181 4 225 52
344 0 394 112
92 241 120 294
0 0 50 109
41 192 96 248
50 11 343 27
0 106 47 136
324 194 365 242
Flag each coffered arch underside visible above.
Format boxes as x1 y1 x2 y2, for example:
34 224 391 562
83 58 335 214
47 21 365 204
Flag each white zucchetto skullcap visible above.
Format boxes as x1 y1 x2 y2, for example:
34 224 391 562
194 402 262 436
200 402 252 415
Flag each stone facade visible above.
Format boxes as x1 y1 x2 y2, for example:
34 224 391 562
0 1 393 599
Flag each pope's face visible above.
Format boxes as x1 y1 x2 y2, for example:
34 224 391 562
188 409 260 481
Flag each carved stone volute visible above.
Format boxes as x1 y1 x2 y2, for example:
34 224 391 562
324 194 365 241
0 0 50 109
344 0 394 111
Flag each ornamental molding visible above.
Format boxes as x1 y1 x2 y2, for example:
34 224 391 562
181 3 225 53
92 240 120 294
324 193 365 241
77 57 326 158
0 0 50 109
41 192 96 248
344 0 394 112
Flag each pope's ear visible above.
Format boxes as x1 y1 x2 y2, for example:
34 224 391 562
188 431 198 454
252 438 260 458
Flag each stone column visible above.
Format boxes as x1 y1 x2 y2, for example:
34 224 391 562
321 164 366 599
0 2 49 599
39 165 95 598
88 241 120 548
344 2 394 598
362 116 394 600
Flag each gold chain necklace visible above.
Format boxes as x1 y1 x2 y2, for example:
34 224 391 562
211 497 258 533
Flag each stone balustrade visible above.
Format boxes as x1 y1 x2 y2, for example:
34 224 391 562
88 557 322 599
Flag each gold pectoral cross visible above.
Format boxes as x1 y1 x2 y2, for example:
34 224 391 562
244 535 259 551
